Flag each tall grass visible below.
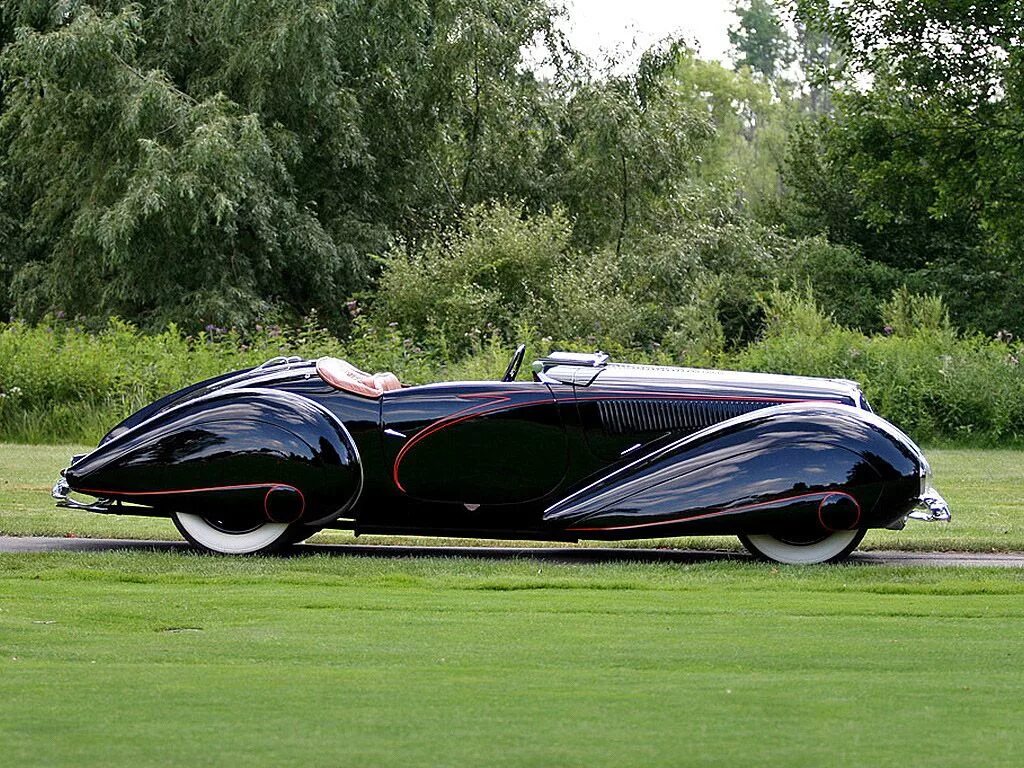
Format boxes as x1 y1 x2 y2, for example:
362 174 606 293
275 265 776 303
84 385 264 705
733 289 1024 444
2 297 1023 445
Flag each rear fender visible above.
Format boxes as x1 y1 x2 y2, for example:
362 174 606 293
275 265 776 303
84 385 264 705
64 388 361 527
544 403 923 537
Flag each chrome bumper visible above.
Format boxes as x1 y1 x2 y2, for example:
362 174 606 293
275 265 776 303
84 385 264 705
908 488 951 523
52 475 113 513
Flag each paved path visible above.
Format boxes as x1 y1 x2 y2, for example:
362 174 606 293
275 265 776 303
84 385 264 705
2 536 1023 567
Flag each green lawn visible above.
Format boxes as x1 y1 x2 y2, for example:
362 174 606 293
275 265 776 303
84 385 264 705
3 444 1024 766
1 552 1023 767
2 442 1023 551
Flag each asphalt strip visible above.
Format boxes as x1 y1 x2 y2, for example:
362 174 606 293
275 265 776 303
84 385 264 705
1 536 1023 567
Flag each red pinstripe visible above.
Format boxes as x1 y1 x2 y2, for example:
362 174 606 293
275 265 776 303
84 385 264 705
76 482 306 522
568 491 861 532
390 388 845 493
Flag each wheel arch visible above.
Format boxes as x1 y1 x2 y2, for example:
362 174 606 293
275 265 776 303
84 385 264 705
65 387 362 528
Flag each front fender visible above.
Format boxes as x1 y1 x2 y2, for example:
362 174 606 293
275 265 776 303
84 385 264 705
545 403 924 537
64 388 361 527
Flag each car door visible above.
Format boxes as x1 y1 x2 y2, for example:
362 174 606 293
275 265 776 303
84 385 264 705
382 382 568 504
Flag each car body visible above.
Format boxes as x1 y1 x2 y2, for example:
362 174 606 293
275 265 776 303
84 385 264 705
53 348 950 563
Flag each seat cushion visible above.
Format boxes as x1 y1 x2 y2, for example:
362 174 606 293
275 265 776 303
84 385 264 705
372 372 402 393
316 357 401 397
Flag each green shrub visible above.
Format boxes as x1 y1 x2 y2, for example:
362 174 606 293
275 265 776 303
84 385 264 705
3 286 1024 446
660 276 727 366
735 289 1024 444
880 285 950 337
368 197 791 357
0 314 445 443
782 238 902 332
372 204 574 355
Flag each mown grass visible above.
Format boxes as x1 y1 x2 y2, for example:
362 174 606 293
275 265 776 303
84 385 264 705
1 552 1022 767
2 443 1023 552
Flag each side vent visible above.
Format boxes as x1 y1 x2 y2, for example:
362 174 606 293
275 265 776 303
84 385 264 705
597 399 785 435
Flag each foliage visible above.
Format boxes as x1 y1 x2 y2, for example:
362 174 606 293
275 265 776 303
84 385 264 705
0 3 354 329
5 283 1024 446
372 204 573 352
736 288 1024 444
669 50 794 211
880 286 949 338
0 1 730 334
2 1 1024 449
552 40 714 254
780 236 901 331
2 0 1022 341
729 0 794 79
0 0 572 330
783 0 1024 335
660 276 727 367
368 198 791 357
0 316 340 442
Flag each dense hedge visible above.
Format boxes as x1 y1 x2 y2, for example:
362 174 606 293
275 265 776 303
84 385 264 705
2 299 1023 445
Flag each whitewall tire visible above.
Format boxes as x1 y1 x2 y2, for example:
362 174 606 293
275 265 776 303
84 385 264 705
738 529 865 565
171 511 293 555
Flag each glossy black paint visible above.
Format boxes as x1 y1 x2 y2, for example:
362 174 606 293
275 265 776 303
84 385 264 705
59 354 931 542
66 386 362 526
544 403 919 538
382 382 567 503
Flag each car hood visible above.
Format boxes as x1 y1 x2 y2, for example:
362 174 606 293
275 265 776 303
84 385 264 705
542 361 866 406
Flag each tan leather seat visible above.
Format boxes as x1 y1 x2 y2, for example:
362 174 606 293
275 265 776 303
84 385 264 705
315 357 402 397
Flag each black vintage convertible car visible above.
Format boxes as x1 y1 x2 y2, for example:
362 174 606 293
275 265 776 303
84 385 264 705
52 347 949 563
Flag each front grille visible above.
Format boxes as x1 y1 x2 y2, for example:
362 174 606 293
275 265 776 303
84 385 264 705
597 398 783 435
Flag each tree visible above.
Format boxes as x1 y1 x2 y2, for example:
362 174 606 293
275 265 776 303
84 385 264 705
783 0 1024 333
0 4 352 329
0 0 572 330
554 40 714 254
791 11 837 114
728 0 793 79
670 49 796 210
0 3 14 318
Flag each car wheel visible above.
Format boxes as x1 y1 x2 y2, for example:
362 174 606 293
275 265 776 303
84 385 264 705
171 511 295 555
737 528 866 565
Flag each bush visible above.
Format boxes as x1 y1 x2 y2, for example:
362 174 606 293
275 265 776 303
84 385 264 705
0 317 349 443
880 285 950 337
3 287 1024 446
372 204 574 354
735 289 1024 444
781 238 903 333
368 196 793 358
